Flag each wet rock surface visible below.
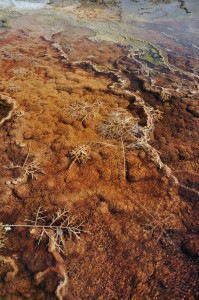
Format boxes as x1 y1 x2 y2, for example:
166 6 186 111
0 1 198 300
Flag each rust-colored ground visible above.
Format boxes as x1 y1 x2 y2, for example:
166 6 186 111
0 28 198 300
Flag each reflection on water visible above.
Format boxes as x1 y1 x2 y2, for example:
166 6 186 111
0 0 198 73
0 0 198 66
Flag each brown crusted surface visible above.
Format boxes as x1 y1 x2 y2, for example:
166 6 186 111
0 29 198 300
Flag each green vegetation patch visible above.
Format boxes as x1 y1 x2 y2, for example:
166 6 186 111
123 35 167 67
